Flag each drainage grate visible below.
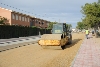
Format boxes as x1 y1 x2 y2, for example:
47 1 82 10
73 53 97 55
32 43 34 44
26 39 29 40
15 47 18 48
0 43 4 44
19 46 21 47
6 49 9 50
12 41 17 42
19 40 23 41
3 50 6 51
23 45 26 46
6 42 10 43
11 48 14 49
28 44 30 45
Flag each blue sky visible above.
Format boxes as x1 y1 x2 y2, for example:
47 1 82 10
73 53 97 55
0 0 98 28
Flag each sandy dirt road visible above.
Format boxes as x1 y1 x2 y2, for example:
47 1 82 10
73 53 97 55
0 33 85 67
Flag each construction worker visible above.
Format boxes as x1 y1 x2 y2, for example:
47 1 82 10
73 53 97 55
85 29 89 39
92 30 94 36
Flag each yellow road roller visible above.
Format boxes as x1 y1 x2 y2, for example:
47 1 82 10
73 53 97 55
38 23 72 50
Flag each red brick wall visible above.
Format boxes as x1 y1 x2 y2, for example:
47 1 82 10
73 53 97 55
33 18 49 28
11 12 30 26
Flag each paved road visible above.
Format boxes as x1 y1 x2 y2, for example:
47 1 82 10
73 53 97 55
0 35 41 46
0 35 41 42
0 35 41 51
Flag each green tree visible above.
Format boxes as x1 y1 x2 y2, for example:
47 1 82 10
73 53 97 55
81 2 100 28
0 16 7 25
66 24 72 29
76 22 85 30
81 2 100 37
48 22 58 29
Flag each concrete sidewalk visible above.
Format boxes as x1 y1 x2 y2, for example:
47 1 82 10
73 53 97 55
71 34 100 67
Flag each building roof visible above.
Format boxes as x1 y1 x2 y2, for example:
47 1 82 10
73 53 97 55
0 7 35 18
0 7 12 12
0 7 50 22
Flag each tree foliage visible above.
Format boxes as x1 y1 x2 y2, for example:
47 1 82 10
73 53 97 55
76 1 100 37
81 2 100 28
48 22 58 29
76 22 86 30
76 2 100 30
66 24 72 29
0 16 7 25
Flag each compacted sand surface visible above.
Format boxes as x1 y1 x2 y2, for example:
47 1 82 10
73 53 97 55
0 33 84 67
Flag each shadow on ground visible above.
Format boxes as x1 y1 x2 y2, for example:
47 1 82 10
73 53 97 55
64 39 82 49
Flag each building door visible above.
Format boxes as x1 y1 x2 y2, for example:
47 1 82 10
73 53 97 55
30 22 33 26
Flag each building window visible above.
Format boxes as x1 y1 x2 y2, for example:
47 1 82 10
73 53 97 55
22 16 24 21
27 18 30 22
12 14 15 19
39 22 40 24
42 22 44 25
36 20 38 23
16 14 18 20
19 16 21 21
25 17 27 22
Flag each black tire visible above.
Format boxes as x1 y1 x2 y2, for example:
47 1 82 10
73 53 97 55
68 39 72 44
67 34 72 45
61 45 65 50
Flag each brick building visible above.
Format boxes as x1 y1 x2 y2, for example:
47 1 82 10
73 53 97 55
31 18 49 28
0 7 50 28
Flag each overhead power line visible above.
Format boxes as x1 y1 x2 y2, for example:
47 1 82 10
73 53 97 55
0 3 55 21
